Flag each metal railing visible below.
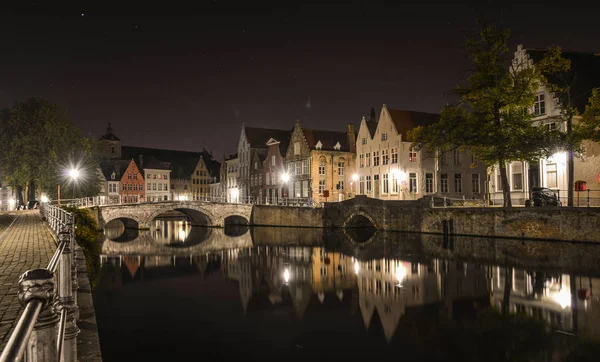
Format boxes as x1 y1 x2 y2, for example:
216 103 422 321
0 204 80 362
61 195 322 208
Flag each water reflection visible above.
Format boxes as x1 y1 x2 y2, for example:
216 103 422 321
95 226 600 360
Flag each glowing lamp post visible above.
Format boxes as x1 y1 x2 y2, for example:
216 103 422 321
351 173 359 197
69 168 80 199
280 172 290 204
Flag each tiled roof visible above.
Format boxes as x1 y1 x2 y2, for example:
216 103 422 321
121 146 203 178
245 127 292 153
386 109 440 139
144 157 170 171
99 159 132 180
302 128 350 151
526 49 600 113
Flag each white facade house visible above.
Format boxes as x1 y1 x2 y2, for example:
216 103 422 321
489 45 600 205
355 105 439 200
144 158 172 202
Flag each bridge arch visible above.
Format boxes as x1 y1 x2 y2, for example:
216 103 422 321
343 210 378 229
224 214 249 226
103 216 142 230
147 205 216 227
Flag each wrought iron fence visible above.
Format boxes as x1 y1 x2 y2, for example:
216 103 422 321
0 204 79 362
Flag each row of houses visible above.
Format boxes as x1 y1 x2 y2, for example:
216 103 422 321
92 44 600 206
96 124 221 204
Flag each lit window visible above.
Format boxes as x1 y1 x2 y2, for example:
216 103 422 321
409 147 417 163
319 180 326 194
382 174 389 193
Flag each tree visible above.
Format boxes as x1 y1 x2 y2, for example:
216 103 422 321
0 98 101 204
408 25 559 207
580 88 600 141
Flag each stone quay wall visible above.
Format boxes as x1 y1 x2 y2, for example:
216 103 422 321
251 204 324 228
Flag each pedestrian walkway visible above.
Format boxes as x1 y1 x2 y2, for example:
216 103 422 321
0 211 57 350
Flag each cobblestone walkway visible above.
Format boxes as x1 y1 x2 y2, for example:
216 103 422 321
0 211 56 350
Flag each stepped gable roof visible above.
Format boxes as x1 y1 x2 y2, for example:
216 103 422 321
245 127 292 152
525 48 600 113
302 128 349 151
99 123 120 141
199 149 221 181
386 109 440 139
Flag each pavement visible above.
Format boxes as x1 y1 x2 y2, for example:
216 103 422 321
0 210 103 361
0 210 56 350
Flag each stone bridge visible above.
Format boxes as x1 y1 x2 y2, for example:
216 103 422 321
94 201 253 229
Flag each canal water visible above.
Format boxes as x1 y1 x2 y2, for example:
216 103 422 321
93 217 600 361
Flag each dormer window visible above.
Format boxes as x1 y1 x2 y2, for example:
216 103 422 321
315 141 323 150
534 94 546 116
333 142 341 150
111 172 115 180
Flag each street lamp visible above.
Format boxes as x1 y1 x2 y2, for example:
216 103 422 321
351 173 359 197
69 168 80 199
280 172 290 203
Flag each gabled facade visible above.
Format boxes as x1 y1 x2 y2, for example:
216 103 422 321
99 163 121 203
119 159 145 203
356 105 485 202
356 106 438 200
260 136 290 204
286 120 356 204
488 45 600 205
237 125 292 202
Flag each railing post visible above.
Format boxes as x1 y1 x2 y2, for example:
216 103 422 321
56 224 80 362
20 269 59 362
588 189 591 207
443 197 447 208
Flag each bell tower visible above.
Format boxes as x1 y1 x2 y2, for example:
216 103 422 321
99 123 122 159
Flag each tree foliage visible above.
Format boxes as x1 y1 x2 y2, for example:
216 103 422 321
0 98 101 203
408 25 561 207
580 88 600 142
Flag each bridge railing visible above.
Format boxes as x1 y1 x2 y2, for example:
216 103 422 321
66 195 321 208
0 204 80 362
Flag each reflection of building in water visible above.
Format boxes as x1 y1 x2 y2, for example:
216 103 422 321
354 258 490 342
152 219 192 245
356 258 440 341
490 266 600 339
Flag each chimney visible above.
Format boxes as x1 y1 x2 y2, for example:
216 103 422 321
347 123 356 153
139 154 143 169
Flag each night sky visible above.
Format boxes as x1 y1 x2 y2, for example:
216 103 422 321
2 2 600 158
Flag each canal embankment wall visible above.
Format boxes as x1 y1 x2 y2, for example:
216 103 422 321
252 196 600 243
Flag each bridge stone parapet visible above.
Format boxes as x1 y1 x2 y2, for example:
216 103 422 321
95 201 253 229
